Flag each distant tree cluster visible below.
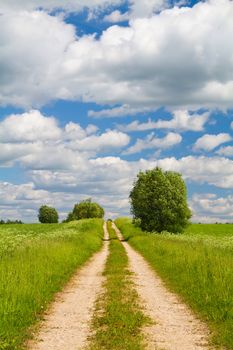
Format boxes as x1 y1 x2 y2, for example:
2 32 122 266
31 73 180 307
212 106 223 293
130 167 191 233
37 199 104 224
0 219 23 225
64 199 104 222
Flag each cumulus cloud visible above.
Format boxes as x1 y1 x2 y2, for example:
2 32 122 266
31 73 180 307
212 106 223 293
0 10 76 107
124 132 182 155
104 10 130 23
69 130 130 153
0 110 130 168
0 110 61 142
1 1 233 110
190 193 233 222
216 146 233 157
193 133 232 152
0 0 177 18
117 110 209 132
129 0 168 18
88 105 152 118
104 0 171 22
0 0 122 14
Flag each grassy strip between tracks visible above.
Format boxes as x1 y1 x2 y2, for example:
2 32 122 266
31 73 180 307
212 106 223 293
0 219 103 350
115 217 233 350
89 221 148 350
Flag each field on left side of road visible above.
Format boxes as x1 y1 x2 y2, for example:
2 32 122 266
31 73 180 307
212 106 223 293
0 219 103 350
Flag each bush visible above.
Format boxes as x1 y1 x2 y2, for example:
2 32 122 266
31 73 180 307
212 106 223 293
38 205 59 224
65 199 104 222
130 167 191 233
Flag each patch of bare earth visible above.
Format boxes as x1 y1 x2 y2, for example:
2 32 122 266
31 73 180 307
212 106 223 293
28 223 109 350
112 223 214 350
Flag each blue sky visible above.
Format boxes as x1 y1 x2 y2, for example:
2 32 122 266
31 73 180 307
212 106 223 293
0 0 232 222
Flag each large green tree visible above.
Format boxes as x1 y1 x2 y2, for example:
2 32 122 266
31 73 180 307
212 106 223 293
66 199 104 222
38 205 59 223
130 167 191 233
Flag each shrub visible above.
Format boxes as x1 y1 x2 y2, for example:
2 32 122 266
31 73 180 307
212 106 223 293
65 199 104 222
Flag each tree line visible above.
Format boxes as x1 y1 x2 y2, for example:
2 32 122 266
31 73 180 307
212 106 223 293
0 219 23 225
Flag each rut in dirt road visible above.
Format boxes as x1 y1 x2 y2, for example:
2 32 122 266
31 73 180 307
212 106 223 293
28 223 109 350
112 223 214 350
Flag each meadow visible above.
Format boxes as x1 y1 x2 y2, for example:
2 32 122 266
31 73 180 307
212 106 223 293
0 219 103 350
115 218 233 350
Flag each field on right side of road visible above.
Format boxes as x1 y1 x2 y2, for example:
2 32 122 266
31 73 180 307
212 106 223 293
115 218 233 350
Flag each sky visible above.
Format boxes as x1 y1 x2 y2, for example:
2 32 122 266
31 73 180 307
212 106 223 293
0 0 233 223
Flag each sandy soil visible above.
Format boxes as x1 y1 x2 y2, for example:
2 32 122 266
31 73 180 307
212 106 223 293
28 223 109 350
112 223 213 350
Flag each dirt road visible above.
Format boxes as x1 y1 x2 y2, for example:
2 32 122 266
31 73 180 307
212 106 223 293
28 223 109 350
112 222 213 350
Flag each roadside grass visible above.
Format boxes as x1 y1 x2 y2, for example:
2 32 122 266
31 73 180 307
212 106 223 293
0 219 103 350
89 221 148 350
115 218 233 350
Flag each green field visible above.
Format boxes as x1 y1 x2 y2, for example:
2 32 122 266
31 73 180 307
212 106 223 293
115 218 233 350
0 219 103 350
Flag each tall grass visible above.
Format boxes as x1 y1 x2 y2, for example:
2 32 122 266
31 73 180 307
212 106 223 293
89 221 148 350
0 219 103 350
115 218 233 350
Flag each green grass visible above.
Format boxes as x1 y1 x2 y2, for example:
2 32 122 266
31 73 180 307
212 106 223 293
0 219 103 350
115 218 233 350
89 222 148 350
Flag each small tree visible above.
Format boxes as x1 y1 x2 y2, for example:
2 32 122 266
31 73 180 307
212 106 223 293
38 205 59 224
130 167 191 233
66 199 104 221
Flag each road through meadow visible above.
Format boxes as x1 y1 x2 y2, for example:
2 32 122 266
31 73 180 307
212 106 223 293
28 222 214 350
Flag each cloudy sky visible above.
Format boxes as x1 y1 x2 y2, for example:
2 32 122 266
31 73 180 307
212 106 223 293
0 0 233 223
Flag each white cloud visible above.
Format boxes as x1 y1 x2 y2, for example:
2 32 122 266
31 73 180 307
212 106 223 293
123 132 182 155
0 10 76 107
0 0 181 18
0 0 123 14
0 111 130 168
69 130 130 153
129 0 168 18
104 10 129 23
155 155 233 188
1 1 233 109
194 133 232 152
190 193 233 222
117 110 209 132
216 146 233 157
103 0 172 23
88 105 152 118
0 110 61 142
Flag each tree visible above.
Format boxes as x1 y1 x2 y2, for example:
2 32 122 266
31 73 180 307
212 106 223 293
66 199 104 221
38 205 59 223
130 167 191 233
